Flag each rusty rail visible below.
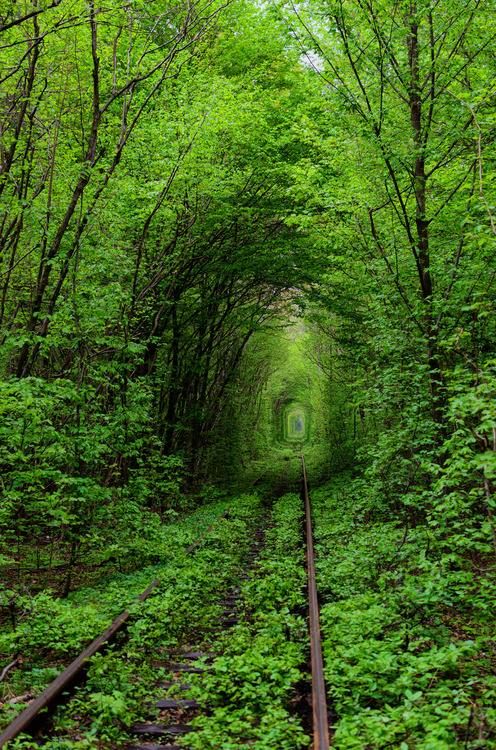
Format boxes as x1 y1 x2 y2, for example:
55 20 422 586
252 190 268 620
301 455 330 750
0 514 226 747
0 580 159 747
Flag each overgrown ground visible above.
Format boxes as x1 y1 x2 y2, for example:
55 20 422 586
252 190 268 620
0 492 311 750
0 496 254 732
1 469 496 749
313 476 496 750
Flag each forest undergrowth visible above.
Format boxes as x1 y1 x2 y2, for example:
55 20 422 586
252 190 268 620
0 495 258 734
314 476 496 749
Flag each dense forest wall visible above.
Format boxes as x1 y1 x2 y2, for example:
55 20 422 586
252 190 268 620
0 0 321 577
291 0 496 554
1 0 495 609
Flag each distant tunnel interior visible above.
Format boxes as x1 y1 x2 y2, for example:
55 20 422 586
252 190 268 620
274 398 311 445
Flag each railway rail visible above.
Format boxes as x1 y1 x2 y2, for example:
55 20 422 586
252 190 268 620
301 454 331 750
0 515 226 748
0 462 332 749
0 578 160 747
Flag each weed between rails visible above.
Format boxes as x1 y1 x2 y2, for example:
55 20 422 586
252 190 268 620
183 493 310 750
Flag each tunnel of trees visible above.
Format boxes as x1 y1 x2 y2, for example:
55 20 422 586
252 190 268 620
0 0 495 747
282 403 308 443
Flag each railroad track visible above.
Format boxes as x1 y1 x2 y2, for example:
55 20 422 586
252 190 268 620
0 463 331 749
301 454 331 750
0 512 230 748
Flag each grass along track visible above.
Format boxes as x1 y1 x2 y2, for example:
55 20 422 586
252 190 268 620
0 490 316 749
311 477 496 749
0 495 260 745
0 471 338 750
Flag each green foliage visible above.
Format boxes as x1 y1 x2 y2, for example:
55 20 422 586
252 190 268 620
0 375 192 588
0 0 318 572
0 0 495 746
186 493 309 749
0 496 242 721
35 493 262 744
313 478 496 749
431 361 496 562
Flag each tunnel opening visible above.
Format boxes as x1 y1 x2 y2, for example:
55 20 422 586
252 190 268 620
275 398 311 446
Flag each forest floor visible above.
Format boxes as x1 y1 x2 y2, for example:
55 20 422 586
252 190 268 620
1 479 495 749
313 477 496 749
0 492 310 749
